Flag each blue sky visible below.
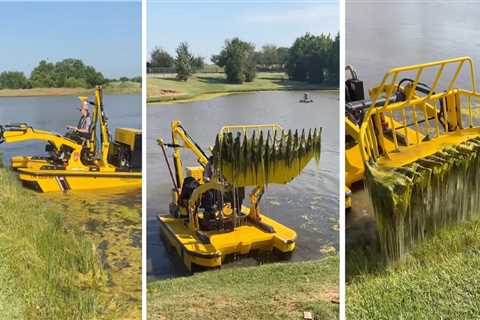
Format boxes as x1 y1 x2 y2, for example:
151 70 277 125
0 2 141 78
148 1 339 63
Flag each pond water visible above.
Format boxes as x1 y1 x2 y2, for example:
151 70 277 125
0 94 142 318
346 1 480 274
147 90 340 280
347 2 480 90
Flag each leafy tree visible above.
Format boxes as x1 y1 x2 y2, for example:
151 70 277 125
130 76 142 83
286 33 338 85
212 38 257 83
30 59 104 88
30 60 55 87
245 52 257 82
0 71 30 89
150 47 174 67
277 47 289 67
175 42 194 81
254 51 264 66
192 56 204 71
326 33 340 84
64 77 88 88
262 45 278 67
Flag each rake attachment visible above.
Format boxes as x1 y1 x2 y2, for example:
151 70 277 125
212 124 321 187
359 57 480 260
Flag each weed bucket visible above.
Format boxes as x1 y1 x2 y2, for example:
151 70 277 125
212 124 321 187
359 57 480 260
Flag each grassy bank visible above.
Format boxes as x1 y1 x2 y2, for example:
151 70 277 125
347 219 480 319
147 72 337 104
0 81 141 97
148 256 339 319
0 168 105 318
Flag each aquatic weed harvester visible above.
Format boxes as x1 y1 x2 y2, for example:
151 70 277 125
0 86 141 192
349 57 480 260
158 120 321 271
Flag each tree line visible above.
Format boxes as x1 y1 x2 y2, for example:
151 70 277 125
0 59 140 90
149 32 339 85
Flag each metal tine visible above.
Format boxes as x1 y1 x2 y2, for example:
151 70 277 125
369 117 380 159
442 96 449 133
406 67 424 103
427 64 445 138
468 96 473 128
388 110 399 151
376 72 399 159
401 108 409 145
447 60 465 91
411 105 421 144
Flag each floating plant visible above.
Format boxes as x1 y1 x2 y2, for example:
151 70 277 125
212 128 322 187
365 136 480 260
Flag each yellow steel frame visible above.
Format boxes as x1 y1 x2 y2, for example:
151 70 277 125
170 120 209 191
358 57 480 166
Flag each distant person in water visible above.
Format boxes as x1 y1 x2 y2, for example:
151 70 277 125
66 101 91 139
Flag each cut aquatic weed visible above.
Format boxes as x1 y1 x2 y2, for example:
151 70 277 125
212 128 321 186
365 136 480 260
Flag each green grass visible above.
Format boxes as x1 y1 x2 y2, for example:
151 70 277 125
147 72 337 103
148 256 339 320
103 80 141 95
347 219 480 319
0 168 106 319
0 81 140 97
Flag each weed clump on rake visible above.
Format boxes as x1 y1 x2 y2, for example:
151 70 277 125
212 128 321 186
365 137 480 260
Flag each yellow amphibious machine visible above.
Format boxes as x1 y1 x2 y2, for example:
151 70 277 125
158 120 321 271
0 86 141 192
347 57 480 259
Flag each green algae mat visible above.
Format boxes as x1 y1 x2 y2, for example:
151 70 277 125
44 188 142 319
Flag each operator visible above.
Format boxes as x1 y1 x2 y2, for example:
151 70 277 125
66 101 91 139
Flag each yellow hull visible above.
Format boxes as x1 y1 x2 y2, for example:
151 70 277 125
11 156 141 192
158 211 296 271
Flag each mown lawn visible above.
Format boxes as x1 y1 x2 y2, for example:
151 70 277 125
347 218 480 319
148 256 339 320
147 72 336 103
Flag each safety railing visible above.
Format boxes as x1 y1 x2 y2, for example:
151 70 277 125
358 57 480 163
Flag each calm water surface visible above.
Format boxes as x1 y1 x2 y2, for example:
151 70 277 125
147 90 340 280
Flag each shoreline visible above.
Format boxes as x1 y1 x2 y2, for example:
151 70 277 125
148 87 339 105
148 256 339 319
0 84 141 98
